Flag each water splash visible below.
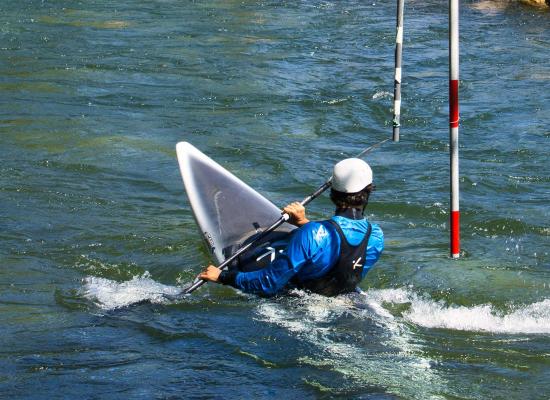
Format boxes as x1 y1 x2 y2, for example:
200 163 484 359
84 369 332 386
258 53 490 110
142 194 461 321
364 288 550 334
81 272 181 310
372 90 392 100
253 288 550 398
255 291 445 399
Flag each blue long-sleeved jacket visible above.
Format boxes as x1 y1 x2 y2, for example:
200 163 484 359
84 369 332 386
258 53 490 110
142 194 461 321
230 216 384 296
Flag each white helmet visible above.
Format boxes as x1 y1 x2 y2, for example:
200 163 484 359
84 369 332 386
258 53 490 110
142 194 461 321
331 158 373 193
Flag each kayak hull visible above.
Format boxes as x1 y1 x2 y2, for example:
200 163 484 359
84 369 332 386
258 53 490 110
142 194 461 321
175 142 295 267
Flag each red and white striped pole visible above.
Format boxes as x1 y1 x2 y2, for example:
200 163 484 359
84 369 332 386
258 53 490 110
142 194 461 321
449 0 460 258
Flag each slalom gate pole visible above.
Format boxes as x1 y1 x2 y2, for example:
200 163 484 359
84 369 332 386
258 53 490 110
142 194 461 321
392 0 405 142
449 0 460 258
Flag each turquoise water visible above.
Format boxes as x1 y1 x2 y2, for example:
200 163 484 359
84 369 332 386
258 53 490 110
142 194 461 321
1 1 549 398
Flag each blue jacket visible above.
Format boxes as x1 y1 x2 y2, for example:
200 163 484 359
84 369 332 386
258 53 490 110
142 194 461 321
231 216 384 296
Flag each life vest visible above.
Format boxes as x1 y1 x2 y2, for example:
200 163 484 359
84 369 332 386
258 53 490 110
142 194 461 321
298 218 372 297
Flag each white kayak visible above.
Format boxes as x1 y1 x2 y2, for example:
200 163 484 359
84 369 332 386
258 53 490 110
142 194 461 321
175 142 295 269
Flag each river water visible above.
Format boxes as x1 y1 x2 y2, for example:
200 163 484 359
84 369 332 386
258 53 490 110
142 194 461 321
1 1 549 399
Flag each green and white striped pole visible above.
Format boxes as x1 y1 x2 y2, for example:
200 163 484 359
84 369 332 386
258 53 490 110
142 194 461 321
392 0 405 142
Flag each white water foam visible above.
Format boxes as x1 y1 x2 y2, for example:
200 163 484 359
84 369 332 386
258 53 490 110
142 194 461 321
363 288 550 335
254 288 550 397
372 90 392 100
255 290 445 399
81 272 181 310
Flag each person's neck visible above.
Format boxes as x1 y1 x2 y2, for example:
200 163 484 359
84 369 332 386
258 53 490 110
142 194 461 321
334 207 364 220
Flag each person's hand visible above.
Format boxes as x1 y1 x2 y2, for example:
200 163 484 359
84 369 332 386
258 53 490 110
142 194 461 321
199 265 222 282
283 202 310 226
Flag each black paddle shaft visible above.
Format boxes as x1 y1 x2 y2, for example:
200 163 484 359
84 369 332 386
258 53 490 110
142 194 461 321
181 138 389 295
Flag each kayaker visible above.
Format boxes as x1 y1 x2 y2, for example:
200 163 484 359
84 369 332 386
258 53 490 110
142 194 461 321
199 158 384 296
